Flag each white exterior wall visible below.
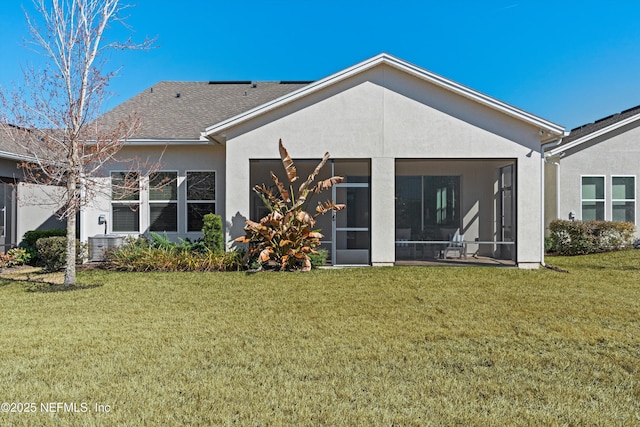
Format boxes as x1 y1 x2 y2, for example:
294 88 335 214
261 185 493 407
16 183 66 243
81 144 225 242
223 64 545 267
551 122 640 236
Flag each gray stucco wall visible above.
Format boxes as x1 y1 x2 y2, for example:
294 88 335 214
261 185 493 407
549 121 640 236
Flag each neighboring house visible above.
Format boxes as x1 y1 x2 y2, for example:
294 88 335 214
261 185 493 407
0 137 23 250
0 132 65 249
79 53 565 268
545 105 640 236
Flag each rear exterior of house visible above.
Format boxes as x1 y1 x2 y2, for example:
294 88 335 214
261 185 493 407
11 54 565 268
204 54 564 268
545 106 640 237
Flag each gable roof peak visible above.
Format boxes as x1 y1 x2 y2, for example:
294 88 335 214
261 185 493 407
203 52 565 141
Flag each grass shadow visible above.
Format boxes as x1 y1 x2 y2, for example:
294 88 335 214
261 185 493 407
0 266 103 292
23 282 104 293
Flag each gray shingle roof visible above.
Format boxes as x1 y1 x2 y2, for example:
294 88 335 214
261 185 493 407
95 81 312 140
561 104 640 144
0 124 37 160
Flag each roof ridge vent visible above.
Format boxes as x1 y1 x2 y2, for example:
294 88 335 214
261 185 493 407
620 105 640 115
208 81 252 85
594 114 616 124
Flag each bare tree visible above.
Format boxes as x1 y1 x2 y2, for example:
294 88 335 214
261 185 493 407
0 0 152 285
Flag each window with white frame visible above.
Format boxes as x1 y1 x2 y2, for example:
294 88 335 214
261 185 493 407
612 176 635 223
581 176 605 220
149 171 178 232
186 171 216 232
111 172 140 232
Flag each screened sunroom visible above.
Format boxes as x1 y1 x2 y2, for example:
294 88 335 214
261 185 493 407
394 159 516 264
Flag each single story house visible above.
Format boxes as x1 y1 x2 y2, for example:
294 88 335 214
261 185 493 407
8 53 570 268
545 105 640 235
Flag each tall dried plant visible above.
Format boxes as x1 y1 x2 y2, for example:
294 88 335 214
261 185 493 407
236 139 345 271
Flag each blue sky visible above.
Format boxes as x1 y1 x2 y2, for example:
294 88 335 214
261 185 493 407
2 0 640 130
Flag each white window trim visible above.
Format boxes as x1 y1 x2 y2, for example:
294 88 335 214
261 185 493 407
186 170 217 233
148 170 179 233
110 170 141 234
580 175 606 221
611 175 636 224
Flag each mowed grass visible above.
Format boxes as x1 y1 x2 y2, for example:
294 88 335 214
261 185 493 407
0 252 639 425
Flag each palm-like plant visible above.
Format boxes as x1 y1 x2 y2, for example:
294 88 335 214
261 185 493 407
236 140 345 271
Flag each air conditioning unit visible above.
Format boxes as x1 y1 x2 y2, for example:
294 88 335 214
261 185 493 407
88 234 126 262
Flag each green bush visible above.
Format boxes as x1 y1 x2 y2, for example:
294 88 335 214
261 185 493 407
34 236 85 271
36 237 67 272
202 213 224 254
308 249 328 268
548 220 635 255
20 229 66 264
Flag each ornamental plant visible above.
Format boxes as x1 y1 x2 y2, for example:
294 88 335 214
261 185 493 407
235 140 345 271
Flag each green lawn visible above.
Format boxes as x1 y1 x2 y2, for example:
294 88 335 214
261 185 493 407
0 251 639 425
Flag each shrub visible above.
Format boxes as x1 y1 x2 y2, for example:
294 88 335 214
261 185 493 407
202 213 224 254
36 236 67 272
548 220 635 255
308 248 328 268
20 228 66 264
34 237 85 271
6 248 31 267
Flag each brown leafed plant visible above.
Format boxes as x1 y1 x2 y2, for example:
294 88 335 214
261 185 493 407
236 140 345 271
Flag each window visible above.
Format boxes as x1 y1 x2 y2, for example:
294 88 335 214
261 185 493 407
111 172 140 232
187 171 215 232
149 171 178 232
581 176 604 220
395 175 460 236
612 176 635 223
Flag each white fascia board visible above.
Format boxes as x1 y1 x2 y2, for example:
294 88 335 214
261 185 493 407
123 139 213 146
202 53 565 140
0 150 35 162
547 112 640 157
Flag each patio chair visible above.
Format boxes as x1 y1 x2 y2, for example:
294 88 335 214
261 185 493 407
442 231 467 259
396 228 415 258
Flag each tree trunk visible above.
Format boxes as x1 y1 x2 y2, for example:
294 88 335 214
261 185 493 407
64 181 76 286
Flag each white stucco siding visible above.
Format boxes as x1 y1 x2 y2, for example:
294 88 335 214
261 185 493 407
227 73 386 159
16 183 66 242
555 122 640 233
81 144 225 242
223 64 545 267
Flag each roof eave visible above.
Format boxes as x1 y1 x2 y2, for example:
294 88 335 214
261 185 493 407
0 150 35 162
123 138 214 146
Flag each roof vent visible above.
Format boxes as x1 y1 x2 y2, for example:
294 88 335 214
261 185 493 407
176 93 181 98
620 105 640 115
594 114 616 124
208 81 252 85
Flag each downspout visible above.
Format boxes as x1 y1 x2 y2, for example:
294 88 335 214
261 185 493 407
540 136 565 267
540 151 546 267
